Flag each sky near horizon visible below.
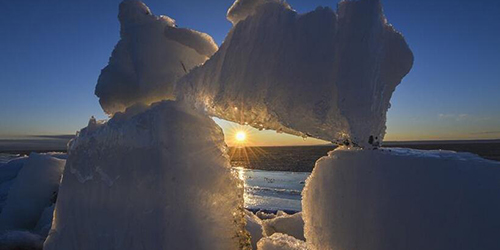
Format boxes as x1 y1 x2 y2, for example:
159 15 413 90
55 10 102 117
0 0 499 146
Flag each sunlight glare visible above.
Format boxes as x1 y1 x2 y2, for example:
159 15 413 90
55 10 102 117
236 131 246 142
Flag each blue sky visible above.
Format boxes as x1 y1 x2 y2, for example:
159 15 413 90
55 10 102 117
0 0 499 144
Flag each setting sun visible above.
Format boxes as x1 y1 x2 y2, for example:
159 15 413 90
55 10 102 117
235 131 246 142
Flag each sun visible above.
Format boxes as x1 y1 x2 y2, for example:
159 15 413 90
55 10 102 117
235 131 246 142
226 123 252 147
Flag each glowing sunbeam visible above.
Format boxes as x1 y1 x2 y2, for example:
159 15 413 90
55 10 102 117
235 131 246 142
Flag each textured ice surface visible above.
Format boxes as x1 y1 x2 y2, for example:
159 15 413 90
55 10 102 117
0 230 44 250
302 147 500 250
95 0 218 115
227 0 291 24
0 157 27 213
44 101 249 250
33 204 55 238
177 0 413 148
245 210 264 250
261 212 304 241
257 233 306 250
0 153 64 232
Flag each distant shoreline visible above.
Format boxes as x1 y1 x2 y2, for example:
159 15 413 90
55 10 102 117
2 139 499 164
0 149 67 156
229 140 500 171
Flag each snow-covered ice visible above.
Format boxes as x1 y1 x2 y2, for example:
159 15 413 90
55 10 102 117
302 147 500 250
261 212 304 241
246 210 264 249
0 153 64 232
95 0 218 115
246 209 306 250
0 156 27 213
0 154 63 249
6 0 496 249
0 230 44 250
177 0 413 148
33 204 55 238
227 0 291 24
256 211 278 220
257 233 306 250
44 101 250 250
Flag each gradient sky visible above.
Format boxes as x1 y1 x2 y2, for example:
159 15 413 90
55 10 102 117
0 0 499 146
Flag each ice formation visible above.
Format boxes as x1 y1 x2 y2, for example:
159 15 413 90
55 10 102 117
257 233 306 250
0 153 64 232
44 101 250 250
227 0 291 24
95 0 218 115
177 0 413 148
302 147 500 250
0 157 27 213
256 211 278 220
261 212 304 241
245 210 264 249
33 204 55 238
246 210 306 249
0 230 44 250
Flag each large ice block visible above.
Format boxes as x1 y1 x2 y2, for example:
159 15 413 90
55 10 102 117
95 0 218 115
44 101 249 250
302 147 500 250
177 0 413 148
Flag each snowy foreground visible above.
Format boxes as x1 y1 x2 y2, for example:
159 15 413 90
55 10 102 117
303 147 500 250
0 153 66 249
1 147 500 249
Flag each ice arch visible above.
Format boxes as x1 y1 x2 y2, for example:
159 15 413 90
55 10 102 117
177 0 413 148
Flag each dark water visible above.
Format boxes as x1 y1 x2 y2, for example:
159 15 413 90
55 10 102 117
229 145 336 172
229 141 500 172
0 135 72 154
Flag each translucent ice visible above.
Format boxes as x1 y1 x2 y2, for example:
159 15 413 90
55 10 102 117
302 147 500 250
44 101 249 250
261 212 304 241
177 0 413 148
96 0 218 115
246 210 264 249
257 233 306 250
0 153 64 232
